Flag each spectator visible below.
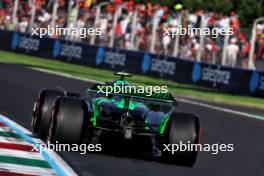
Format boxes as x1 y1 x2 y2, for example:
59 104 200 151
257 37 264 60
226 38 240 67
18 17 29 33
1 0 262 70
240 40 250 68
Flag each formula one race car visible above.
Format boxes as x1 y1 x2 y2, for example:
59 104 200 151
31 72 200 166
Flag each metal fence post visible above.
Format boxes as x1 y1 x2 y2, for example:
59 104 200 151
90 2 109 45
130 10 138 49
173 13 182 57
248 17 264 70
221 18 231 66
109 5 123 48
29 0 36 29
150 18 158 53
196 15 209 62
51 0 59 29
12 0 19 28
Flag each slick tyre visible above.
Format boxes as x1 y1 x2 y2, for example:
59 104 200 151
49 97 85 144
162 113 200 167
32 90 64 139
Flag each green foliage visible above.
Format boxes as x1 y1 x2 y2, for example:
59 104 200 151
237 0 264 28
181 0 264 28
135 0 264 29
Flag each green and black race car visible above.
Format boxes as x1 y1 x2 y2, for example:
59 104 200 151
31 72 201 166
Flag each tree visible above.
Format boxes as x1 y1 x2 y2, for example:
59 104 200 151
181 0 264 29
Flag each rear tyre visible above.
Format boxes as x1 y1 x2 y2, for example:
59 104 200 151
161 113 200 167
32 90 64 139
49 97 86 144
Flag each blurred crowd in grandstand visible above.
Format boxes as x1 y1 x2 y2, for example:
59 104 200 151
0 0 264 70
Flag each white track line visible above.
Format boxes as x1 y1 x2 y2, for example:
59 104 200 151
30 67 264 121
31 67 102 83
177 98 264 121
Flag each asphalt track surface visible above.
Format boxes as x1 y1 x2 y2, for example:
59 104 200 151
0 63 263 176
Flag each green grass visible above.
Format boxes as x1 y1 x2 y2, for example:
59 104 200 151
0 50 263 109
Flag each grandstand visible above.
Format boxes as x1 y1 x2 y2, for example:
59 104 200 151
0 0 263 70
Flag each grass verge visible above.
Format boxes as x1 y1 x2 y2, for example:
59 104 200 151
0 50 263 109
